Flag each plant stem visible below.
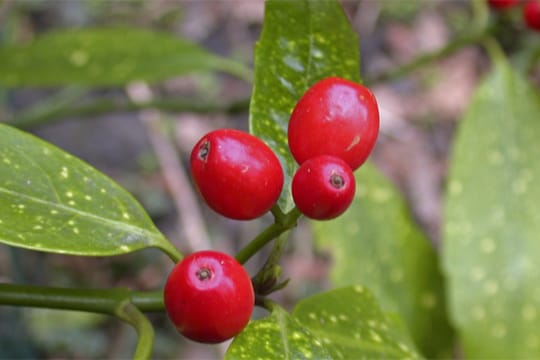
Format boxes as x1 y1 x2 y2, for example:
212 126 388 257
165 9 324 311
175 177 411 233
7 96 250 129
115 301 155 360
364 26 492 86
483 37 506 65
0 283 164 313
0 283 163 359
155 240 183 264
235 207 302 264
255 295 275 312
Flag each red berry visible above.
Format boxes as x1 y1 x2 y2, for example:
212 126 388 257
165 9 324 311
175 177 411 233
524 0 540 31
190 129 284 220
488 0 518 9
288 77 379 171
292 155 355 220
164 251 254 343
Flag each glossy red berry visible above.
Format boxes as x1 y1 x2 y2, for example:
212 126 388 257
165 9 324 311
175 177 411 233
288 77 379 171
488 0 518 9
524 0 540 31
164 251 255 343
292 155 355 220
190 129 284 220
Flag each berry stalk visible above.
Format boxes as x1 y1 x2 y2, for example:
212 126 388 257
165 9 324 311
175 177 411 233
235 207 302 264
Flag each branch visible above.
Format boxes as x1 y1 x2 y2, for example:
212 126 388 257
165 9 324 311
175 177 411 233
7 96 250 129
0 283 164 313
365 26 492 86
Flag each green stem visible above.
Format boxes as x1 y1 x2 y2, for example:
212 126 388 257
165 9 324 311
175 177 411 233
115 301 155 360
155 240 183 264
270 204 286 223
0 283 164 313
235 207 302 264
251 232 290 296
7 96 250 129
255 295 275 312
471 0 489 30
483 37 506 65
0 283 162 359
365 25 492 86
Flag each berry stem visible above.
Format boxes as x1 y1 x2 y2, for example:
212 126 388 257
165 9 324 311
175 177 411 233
255 295 276 312
270 204 286 224
156 239 183 264
483 37 507 65
235 207 302 264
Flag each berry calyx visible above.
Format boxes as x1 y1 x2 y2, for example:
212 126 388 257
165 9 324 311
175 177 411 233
524 0 540 31
164 251 255 343
488 0 518 9
292 155 356 220
288 77 379 171
190 129 284 220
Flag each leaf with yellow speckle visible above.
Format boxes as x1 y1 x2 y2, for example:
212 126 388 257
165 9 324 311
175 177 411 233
227 287 422 359
0 28 251 86
250 0 359 212
312 162 454 358
226 305 331 360
0 123 178 258
443 56 540 357
293 286 422 359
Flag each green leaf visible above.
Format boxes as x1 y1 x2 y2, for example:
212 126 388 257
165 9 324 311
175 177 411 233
443 57 540 357
313 163 454 357
0 28 251 86
0 123 179 259
293 286 421 359
227 287 421 359
226 305 331 360
250 0 359 212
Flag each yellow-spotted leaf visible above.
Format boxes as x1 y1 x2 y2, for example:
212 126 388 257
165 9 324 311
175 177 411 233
226 305 331 360
227 287 421 359
292 286 421 359
443 57 540 357
0 123 179 258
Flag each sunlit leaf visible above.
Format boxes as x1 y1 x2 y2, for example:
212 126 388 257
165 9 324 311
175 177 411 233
226 305 330 360
293 286 422 359
227 287 421 359
0 123 178 258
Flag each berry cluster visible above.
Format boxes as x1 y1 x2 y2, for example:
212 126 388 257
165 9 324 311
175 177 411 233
163 77 379 344
289 77 380 220
188 77 379 222
489 0 540 31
